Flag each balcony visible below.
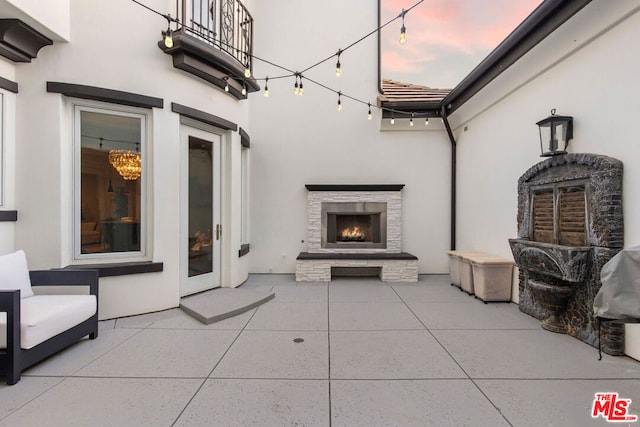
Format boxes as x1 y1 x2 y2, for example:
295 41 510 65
158 0 259 100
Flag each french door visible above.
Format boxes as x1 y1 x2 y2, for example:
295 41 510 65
180 126 221 296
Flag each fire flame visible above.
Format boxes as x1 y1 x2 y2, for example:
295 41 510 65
341 226 364 239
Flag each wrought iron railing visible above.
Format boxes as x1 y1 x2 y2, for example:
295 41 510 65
175 0 254 72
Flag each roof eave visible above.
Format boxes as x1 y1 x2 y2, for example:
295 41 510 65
441 0 592 115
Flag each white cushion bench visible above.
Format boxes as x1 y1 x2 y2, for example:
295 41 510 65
0 251 98 385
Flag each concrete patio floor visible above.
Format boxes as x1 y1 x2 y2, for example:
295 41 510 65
1 274 639 426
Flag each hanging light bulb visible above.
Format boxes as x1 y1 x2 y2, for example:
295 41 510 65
294 79 299 95
299 76 304 96
410 113 414 127
390 110 395 125
425 117 429 126
244 64 251 78
400 9 407 45
264 77 269 97
163 27 173 48
367 103 372 120
223 77 229 92
335 49 342 77
337 92 342 111
241 82 247 96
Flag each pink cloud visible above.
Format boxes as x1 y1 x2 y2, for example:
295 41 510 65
381 0 542 86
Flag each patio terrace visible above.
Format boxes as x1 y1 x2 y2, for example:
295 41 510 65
1 274 638 426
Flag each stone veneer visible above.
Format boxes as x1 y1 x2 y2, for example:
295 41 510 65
297 185 418 282
296 258 418 282
307 189 402 254
509 153 625 354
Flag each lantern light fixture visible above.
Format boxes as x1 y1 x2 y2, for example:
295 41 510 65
537 109 573 157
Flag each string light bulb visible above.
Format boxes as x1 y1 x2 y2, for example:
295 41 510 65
337 92 342 111
335 49 342 77
294 79 299 95
244 64 251 78
224 78 229 92
425 117 429 126
264 77 269 97
241 82 247 96
368 103 372 120
163 27 173 48
410 113 414 127
400 9 407 45
299 76 304 96
390 110 395 125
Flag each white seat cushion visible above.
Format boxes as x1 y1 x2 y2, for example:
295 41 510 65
0 250 34 298
0 294 96 350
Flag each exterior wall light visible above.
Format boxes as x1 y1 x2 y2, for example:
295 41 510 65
537 109 573 157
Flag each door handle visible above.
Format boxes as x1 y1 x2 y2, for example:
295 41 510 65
215 224 221 240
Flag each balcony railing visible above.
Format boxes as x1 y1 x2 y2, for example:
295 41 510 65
175 0 254 73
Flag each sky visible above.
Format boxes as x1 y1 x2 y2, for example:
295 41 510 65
381 0 543 89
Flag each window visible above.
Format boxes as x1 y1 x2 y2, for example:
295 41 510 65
74 105 147 260
530 184 587 246
240 145 249 244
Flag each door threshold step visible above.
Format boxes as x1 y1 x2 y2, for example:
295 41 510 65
180 287 275 324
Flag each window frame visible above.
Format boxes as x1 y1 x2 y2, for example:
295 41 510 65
240 144 249 245
72 103 150 262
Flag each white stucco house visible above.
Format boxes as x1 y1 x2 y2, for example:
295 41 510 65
0 0 638 355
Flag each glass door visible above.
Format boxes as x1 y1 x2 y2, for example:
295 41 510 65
181 127 221 296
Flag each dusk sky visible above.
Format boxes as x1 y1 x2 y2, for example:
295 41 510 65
381 0 542 89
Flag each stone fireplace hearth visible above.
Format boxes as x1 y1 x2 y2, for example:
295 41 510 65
509 153 624 354
296 185 418 282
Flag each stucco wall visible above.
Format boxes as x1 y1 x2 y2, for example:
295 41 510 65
10 0 251 319
451 1 640 299
248 0 452 274
0 0 70 41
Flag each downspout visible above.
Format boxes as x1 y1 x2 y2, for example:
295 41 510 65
441 106 456 251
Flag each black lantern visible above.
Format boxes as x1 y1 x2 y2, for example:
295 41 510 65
537 109 573 157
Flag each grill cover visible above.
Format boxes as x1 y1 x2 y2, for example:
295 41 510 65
594 246 640 319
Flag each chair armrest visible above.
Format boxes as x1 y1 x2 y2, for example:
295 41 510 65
29 270 99 296
0 289 21 350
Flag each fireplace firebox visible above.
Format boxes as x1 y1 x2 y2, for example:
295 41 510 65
321 202 386 249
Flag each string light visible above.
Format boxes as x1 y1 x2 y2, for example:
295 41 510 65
135 0 428 116
163 27 173 48
400 9 407 45
410 112 414 126
294 75 299 95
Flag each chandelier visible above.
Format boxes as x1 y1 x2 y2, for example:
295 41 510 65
108 149 141 180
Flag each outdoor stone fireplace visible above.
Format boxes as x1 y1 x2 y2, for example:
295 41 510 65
296 185 418 282
509 153 624 354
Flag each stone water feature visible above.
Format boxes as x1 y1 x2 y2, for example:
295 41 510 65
509 153 624 354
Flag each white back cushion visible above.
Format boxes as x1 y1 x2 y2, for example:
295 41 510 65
0 250 34 298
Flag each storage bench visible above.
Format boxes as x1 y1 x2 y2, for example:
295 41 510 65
447 250 514 302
